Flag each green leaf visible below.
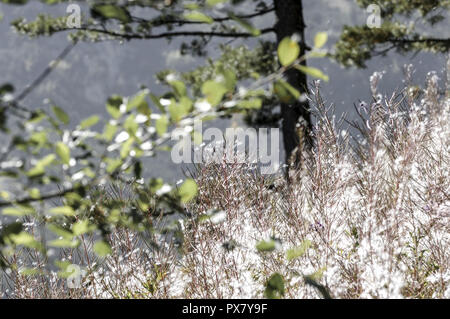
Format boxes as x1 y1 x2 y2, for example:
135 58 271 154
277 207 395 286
168 80 187 98
274 80 300 104
149 93 166 113
314 32 328 49
0 222 23 239
54 260 72 272
102 122 118 141
29 188 41 199
256 239 276 252
106 95 123 119
221 69 237 92
27 111 47 125
229 13 261 36
308 51 327 58
80 115 100 129
93 240 112 257
48 224 73 240
49 206 76 217
51 105 69 125
155 115 169 137
120 137 135 159
178 179 198 203
27 154 56 177
294 65 329 82
278 37 300 66
30 131 48 147
192 130 203 145
10 232 42 250
0 191 10 200
168 97 192 123
20 267 43 276
2 205 35 217
149 178 164 193
286 240 312 261
238 98 262 109
48 238 80 248
264 273 285 299
72 219 93 236
168 103 183 123
124 114 138 135
92 4 131 23
206 0 227 6
184 11 214 24
127 90 148 112
202 80 227 106
304 272 332 299
184 3 200 10
106 158 122 174
55 142 70 165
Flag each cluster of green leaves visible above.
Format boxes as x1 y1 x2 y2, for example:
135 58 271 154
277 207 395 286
0 42 278 274
0 0 332 294
158 33 329 128
6 0 269 42
0 29 329 288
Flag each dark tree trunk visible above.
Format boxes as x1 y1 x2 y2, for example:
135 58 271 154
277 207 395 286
274 0 312 164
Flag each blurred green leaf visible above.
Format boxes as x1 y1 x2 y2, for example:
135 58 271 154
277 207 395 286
48 224 73 240
202 80 227 106
229 13 260 36
264 273 285 299
256 239 276 252
72 219 94 236
91 4 131 23
55 142 70 165
51 105 69 125
278 37 300 66
314 32 328 49
294 65 329 82
48 238 80 248
10 231 42 250
127 90 148 112
80 115 100 129
49 206 76 217
206 0 227 6
27 154 56 177
2 205 35 217
178 179 198 203
93 240 112 257
184 11 213 24
106 95 123 119
155 115 169 137
286 240 312 261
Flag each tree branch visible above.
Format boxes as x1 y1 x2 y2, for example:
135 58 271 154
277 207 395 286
388 37 450 46
15 41 77 103
2 41 77 119
64 26 275 40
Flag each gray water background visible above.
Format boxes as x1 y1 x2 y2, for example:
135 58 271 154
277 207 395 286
0 0 448 183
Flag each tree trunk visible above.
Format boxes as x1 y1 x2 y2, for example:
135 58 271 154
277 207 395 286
274 0 312 164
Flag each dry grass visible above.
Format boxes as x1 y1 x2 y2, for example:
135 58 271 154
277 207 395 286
2 66 449 298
